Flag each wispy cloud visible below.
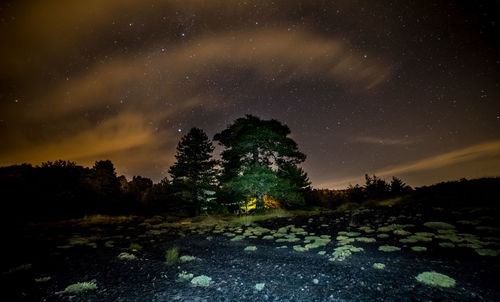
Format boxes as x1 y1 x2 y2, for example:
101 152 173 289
319 139 500 188
354 136 422 145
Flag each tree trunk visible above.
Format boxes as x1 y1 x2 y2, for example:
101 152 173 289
256 192 264 211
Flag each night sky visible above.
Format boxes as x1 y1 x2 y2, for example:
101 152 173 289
1 1 499 188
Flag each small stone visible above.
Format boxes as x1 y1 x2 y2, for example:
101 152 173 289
313 278 319 284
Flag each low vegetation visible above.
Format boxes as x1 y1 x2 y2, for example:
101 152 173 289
415 271 456 288
62 281 98 294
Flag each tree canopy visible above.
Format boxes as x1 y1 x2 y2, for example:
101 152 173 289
214 115 309 210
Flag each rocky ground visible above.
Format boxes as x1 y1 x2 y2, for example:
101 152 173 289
2 202 500 302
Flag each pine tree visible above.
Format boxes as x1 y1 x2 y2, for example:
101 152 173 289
169 128 218 215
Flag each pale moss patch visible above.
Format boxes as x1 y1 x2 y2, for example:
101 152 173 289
179 255 196 262
230 235 245 242
338 231 361 237
244 246 257 251
415 271 455 287
129 243 142 251
329 245 363 262
377 224 412 233
439 242 456 248
304 236 331 249
411 246 427 252
373 263 385 269
191 275 212 287
63 281 97 294
475 226 500 233
7 263 32 273
255 283 265 291
118 252 136 260
475 249 500 256
178 271 194 280
336 236 355 245
35 276 51 283
293 245 309 252
377 233 390 239
355 237 376 243
378 245 400 252
393 229 411 236
423 221 455 230
358 226 375 233
456 220 481 225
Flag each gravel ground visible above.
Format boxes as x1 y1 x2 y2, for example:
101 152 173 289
2 203 500 302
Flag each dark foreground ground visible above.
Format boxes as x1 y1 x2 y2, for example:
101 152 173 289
2 202 500 302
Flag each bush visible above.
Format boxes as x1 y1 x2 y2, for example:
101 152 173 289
165 247 179 264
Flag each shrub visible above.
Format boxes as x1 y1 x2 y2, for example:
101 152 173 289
166 247 179 264
244 246 257 251
118 252 136 260
373 263 385 269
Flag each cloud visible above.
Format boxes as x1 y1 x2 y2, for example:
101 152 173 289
375 139 500 176
23 29 392 121
0 112 158 165
354 136 422 145
319 139 500 188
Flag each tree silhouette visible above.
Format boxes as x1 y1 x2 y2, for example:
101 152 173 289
364 174 390 200
390 176 412 196
169 127 218 215
214 115 308 210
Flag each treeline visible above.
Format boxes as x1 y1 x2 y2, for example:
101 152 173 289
308 174 413 209
311 176 500 209
0 115 311 222
2 114 497 224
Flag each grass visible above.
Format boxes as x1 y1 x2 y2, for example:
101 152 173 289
63 281 98 294
166 247 179 264
415 271 455 287
78 214 136 225
230 209 290 226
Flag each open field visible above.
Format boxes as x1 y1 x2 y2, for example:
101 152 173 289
2 202 500 301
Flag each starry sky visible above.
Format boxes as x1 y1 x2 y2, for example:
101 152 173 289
1 0 499 188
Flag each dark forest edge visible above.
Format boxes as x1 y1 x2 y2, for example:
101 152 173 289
1 115 499 225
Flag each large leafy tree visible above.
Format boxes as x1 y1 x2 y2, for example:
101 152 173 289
214 115 309 210
169 127 218 215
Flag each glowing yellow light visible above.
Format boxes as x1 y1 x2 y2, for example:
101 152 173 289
240 195 280 213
